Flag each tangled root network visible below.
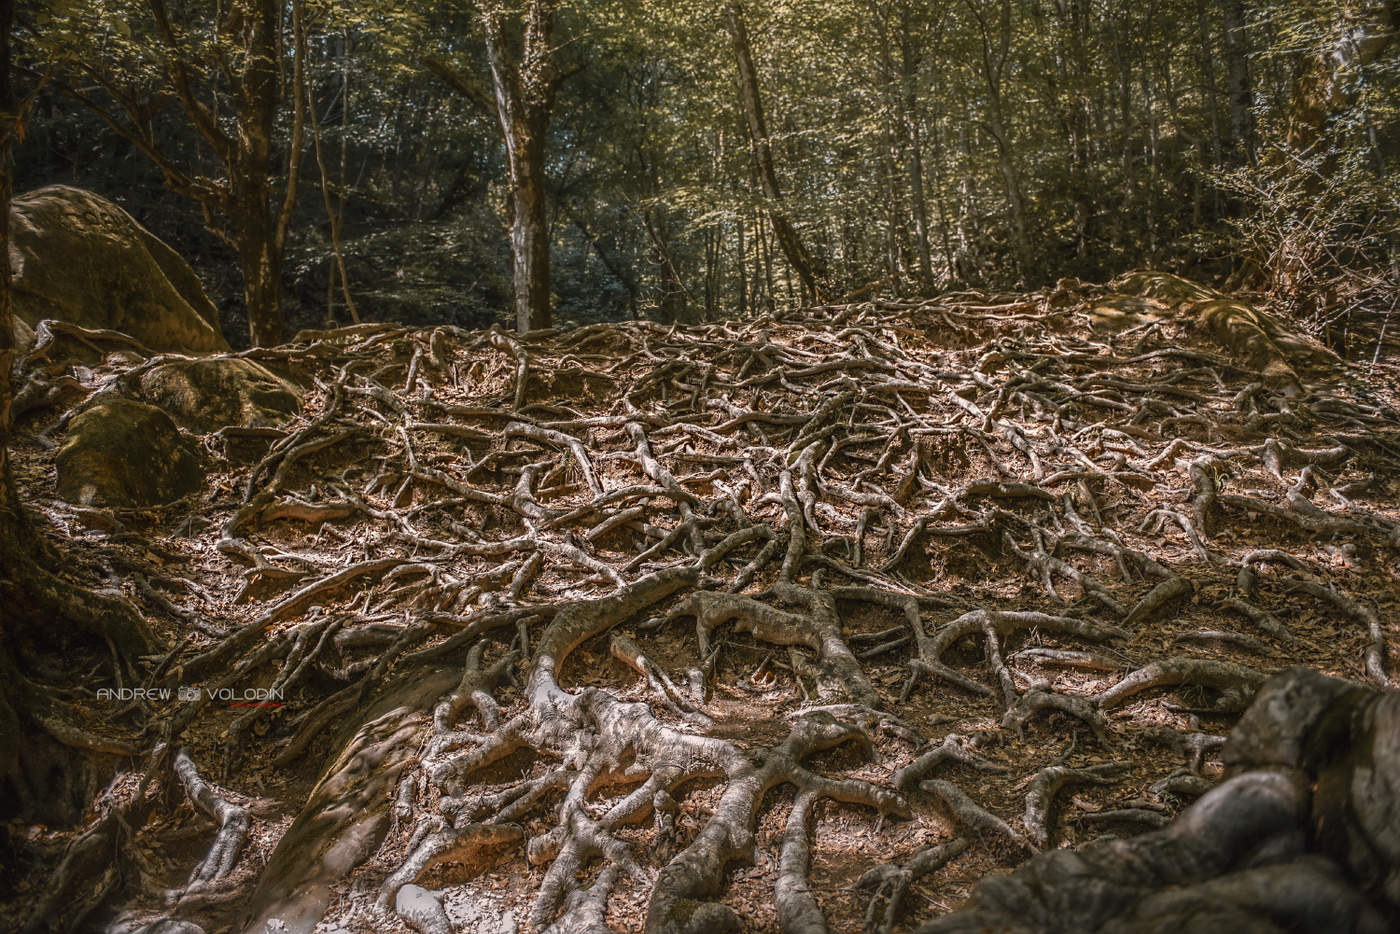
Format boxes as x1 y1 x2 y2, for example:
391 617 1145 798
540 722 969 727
10 278 1400 934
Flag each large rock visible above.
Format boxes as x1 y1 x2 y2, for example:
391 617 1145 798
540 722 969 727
138 358 302 432
9 186 229 353
56 398 204 508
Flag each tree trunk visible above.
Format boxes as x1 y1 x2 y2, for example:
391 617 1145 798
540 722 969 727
1221 0 1255 164
1285 0 1397 153
725 1 824 304
481 0 557 333
968 0 1031 276
644 208 687 323
897 18 935 287
1194 7 1222 159
929 110 956 278
509 127 552 332
736 214 748 317
235 198 284 347
569 210 639 319
230 0 283 345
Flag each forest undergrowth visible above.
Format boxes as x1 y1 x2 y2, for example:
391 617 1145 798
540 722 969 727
6 273 1399 934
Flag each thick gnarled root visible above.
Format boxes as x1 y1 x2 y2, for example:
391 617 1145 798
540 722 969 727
173 748 250 890
915 669 1400 933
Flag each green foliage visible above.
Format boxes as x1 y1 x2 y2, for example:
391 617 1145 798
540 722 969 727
11 0 1398 341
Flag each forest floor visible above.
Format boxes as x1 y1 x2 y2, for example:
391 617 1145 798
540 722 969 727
5 273 1400 934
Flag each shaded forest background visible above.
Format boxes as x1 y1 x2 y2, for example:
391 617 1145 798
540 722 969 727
13 0 1400 346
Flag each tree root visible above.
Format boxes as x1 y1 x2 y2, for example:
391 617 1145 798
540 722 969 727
1094 657 1266 711
647 714 909 934
394 884 453 934
892 734 1009 791
173 748 250 889
917 668 1400 933
855 837 969 934
1002 684 1109 743
1021 763 1123 848
9 294 1399 933
919 780 1034 853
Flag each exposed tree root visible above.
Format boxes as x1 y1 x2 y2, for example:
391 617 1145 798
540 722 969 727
172 748 249 889
1021 762 1123 848
918 669 1399 933
920 780 1034 853
856 836 969 934
5 289 1399 932
1094 657 1266 712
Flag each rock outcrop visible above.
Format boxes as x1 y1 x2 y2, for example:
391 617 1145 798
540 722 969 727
56 398 204 508
9 186 228 354
138 358 302 432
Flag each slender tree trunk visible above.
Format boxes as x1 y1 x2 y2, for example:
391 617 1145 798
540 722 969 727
725 1 824 303
481 0 557 333
1194 0 1225 170
234 0 283 346
643 209 687 323
569 210 639 319
335 30 353 318
757 205 775 310
703 226 717 321
955 108 977 282
968 0 1031 275
929 111 955 278
308 33 359 325
1057 0 1093 259
736 215 748 317
1222 0 1255 164
880 128 904 294
896 19 934 287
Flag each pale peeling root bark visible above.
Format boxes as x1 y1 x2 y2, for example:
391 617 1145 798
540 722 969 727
394 884 453 934
390 568 914 934
917 669 1400 933
240 667 458 934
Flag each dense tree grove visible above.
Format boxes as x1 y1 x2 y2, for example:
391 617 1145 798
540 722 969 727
13 0 1398 344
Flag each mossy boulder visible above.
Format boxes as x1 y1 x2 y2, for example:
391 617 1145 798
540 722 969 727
139 358 302 432
9 185 229 353
57 398 204 507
